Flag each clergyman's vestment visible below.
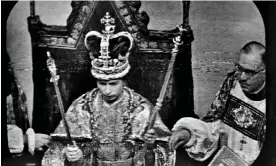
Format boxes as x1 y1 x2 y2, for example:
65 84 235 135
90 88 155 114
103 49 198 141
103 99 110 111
42 87 175 166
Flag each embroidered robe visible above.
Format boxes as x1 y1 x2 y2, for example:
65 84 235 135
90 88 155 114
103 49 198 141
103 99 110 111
42 87 175 166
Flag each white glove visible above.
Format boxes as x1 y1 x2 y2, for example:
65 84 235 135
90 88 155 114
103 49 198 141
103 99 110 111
143 129 156 143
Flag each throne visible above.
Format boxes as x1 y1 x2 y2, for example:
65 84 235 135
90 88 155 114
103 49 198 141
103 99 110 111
28 0 195 134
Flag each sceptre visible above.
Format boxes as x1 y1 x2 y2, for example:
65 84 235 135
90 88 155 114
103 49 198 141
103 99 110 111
46 52 73 145
146 25 185 130
144 26 186 166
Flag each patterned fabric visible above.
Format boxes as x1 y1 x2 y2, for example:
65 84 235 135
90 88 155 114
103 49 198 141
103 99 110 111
42 87 174 166
202 70 239 122
222 95 266 142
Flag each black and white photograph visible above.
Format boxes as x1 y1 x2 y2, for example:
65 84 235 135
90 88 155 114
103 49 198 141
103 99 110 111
2 1 276 166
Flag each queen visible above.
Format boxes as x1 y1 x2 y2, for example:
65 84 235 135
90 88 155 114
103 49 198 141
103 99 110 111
41 12 175 166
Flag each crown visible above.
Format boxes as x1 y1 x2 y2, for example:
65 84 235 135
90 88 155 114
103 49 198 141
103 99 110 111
84 12 134 80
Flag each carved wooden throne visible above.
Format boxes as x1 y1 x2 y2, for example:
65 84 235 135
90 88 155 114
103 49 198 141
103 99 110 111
28 1 196 134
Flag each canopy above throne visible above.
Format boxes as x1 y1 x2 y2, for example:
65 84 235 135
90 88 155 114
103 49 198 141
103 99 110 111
28 0 196 133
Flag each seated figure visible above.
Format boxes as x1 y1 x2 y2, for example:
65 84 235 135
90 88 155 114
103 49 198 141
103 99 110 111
3 55 51 165
42 12 175 166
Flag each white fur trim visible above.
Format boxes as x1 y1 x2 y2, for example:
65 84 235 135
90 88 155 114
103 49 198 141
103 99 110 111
172 117 196 148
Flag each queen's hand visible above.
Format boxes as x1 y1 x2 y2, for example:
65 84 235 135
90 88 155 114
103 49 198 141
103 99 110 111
143 129 156 143
63 141 83 162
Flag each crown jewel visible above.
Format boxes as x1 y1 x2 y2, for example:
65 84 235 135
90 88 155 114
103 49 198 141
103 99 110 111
85 12 134 80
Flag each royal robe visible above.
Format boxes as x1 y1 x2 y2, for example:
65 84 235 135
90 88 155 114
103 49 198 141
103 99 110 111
42 87 175 166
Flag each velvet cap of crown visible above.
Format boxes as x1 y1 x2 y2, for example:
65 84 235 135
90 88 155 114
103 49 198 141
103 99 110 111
84 12 134 80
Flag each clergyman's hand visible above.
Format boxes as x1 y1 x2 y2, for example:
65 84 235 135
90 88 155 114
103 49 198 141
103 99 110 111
169 129 191 150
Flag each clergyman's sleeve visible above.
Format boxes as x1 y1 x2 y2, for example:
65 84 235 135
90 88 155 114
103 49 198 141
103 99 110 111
172 117 220 162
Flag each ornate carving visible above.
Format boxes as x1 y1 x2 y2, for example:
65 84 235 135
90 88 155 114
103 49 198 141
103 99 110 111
28 0 193 50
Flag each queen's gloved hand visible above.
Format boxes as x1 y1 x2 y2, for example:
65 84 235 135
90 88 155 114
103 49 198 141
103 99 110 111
143 128 156 143
63 141 83 162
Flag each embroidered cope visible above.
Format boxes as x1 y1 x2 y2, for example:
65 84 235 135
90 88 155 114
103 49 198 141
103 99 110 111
42 87 175 166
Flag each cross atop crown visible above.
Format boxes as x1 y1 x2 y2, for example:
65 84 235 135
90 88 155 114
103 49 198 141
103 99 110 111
101 12 115 34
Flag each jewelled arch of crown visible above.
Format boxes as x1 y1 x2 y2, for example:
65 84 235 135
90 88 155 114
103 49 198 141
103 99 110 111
84 12 134 80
